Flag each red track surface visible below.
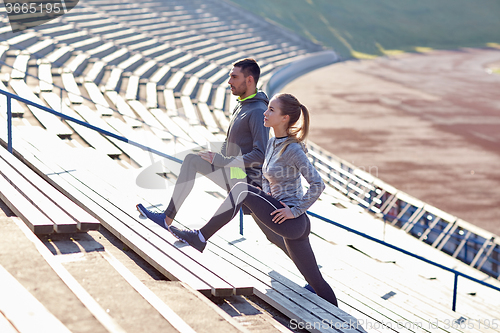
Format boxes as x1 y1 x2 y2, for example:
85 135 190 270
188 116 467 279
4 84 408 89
284 48 500 236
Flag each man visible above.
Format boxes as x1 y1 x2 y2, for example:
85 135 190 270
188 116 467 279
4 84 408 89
137 58 287 253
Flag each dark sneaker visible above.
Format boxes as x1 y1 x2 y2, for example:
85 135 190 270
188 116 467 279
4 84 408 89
169 226 206 253
304 284 316 294
137 204 169 230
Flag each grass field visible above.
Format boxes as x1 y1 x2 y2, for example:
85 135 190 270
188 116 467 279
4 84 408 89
227 0 500 59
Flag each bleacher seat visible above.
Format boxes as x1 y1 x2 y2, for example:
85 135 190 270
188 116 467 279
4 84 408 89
83 82 114 116
37 62 53 92
68 36 102 52
104 67 123 92
84 61 106 83
10 52 30 79
196 102 219 133
104 91 142 128
4 32 38 49
46 94 120 156
0 263 74 332
165 70 185 91
61 72 84 104
149 65 171 85
45 45 73 68
86 42 116 59
25 39 55 58
128 99 173 141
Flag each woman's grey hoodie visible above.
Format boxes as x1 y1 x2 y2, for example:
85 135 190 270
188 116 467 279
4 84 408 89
262 136 326 218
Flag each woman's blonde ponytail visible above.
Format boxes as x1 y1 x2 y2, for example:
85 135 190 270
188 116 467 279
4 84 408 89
298 104 310 143
274 93 310 156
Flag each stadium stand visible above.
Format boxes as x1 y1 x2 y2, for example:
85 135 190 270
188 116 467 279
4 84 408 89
1 0 500 331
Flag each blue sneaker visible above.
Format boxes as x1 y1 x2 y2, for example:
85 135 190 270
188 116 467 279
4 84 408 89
137 204 169 230
304 284 316 294
169 226 206 253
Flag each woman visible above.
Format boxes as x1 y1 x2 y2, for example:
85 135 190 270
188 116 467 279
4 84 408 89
169 93 338 306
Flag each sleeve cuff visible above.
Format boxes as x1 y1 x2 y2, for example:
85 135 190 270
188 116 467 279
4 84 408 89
290 207 302 218
212 153 227 167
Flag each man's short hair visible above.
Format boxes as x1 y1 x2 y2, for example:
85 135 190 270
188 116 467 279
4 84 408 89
233 58 260 84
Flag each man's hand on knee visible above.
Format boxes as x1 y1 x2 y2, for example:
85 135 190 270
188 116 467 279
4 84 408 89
198 151 216 164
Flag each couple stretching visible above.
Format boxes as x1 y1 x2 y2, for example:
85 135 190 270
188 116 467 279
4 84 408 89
137 58 338 306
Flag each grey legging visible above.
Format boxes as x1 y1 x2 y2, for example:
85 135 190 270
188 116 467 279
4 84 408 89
199 182 338 306
164 154 290 256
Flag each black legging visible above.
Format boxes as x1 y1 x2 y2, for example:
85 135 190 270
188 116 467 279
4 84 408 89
200 182 338 306
165 154 290 256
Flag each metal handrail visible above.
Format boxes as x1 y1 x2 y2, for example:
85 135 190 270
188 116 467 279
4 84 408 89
307 211 500 312
0 88 182 164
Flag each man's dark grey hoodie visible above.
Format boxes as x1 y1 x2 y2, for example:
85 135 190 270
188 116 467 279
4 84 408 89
212 91 269 187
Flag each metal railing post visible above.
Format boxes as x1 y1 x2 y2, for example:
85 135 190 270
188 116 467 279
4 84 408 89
239 208 243 235
60 87 63 116
452 273 458 311
7 96 12 154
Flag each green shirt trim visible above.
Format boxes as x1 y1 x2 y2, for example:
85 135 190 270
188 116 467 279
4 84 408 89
230 167 247 179
238 90 258 102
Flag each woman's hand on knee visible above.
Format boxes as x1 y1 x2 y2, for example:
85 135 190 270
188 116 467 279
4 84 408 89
271 201 294 224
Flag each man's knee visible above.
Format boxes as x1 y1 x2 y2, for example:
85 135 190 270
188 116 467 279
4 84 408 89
181 153 204 170
183 153 199 164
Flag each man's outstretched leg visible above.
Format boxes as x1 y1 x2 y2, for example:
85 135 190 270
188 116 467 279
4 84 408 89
138 153 234 227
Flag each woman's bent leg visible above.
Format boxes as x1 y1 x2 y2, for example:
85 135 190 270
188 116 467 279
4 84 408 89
237 188 337 305
193 183 337 305
251 213 290 257
200 183 307 241
285 235 338 306
199 182 253 239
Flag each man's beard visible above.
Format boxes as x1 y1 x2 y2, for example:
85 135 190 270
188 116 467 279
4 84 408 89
231 83 247 97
